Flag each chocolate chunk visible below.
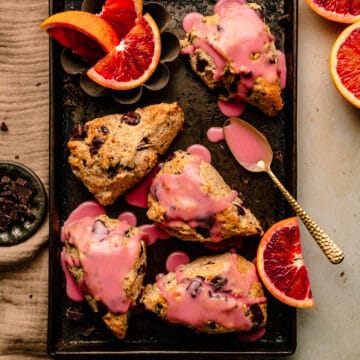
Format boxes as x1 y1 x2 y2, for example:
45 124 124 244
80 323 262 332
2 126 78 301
0 175 34 232
1 121 8 132
121 111 141 125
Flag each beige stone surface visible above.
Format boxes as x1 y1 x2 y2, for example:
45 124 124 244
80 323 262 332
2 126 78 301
0 1 359 359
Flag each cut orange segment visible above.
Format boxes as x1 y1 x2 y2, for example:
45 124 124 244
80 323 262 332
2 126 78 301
256 217 315 308
41 10 120 63
305 0 360 23
87 13 161 90
99 0 143 39
330 22 360 109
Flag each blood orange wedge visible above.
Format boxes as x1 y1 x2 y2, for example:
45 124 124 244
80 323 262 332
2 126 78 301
330 22 360 109
87 13 161 90
256 217 315 308
40 11 120 63
99 0 143 39
305 0 360 23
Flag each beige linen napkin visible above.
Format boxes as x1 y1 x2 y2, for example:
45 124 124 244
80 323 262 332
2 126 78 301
0 0 50 359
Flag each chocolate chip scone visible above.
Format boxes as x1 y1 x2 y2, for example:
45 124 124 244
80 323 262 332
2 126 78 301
181 0 285 116
61 214 147 339
147 150 263 242
67 102 185 205
141 252 267 334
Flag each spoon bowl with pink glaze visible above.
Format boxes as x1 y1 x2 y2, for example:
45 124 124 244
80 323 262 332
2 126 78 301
223 117 344 265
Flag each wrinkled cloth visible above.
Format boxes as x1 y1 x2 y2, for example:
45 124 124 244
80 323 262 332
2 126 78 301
0 0 50 359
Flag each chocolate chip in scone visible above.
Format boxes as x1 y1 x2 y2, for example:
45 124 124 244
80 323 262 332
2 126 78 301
234 204 246 216
210 276 228 292
121 111 141 125
186 278 203 298
89 137 105 155
249 304 264 327
71 124 88 140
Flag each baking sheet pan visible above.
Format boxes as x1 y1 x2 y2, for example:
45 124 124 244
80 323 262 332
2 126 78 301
48 0 298 357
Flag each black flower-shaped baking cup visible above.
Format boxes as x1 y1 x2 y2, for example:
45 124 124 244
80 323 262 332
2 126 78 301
0 161 47 246
60 2 180 105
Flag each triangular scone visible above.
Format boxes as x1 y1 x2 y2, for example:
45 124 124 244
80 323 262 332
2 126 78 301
141 252 267 334
181 0 285 116
67 102 185 205
147 150 263 242
61 215 147 339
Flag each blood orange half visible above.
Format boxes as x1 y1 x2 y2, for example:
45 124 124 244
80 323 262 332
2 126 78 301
305 0 360 23
99 0 143 39
256 217 315 308
330 22 360 109
40 11 120 63
87 13 161 90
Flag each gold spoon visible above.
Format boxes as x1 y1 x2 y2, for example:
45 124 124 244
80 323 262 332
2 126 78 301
223 117 344 264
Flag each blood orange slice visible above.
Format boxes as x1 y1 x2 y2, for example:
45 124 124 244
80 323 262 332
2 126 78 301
87 13 161 90
256 217 315 308
40 11 120 63
305 0 360 23
330 22 360 109
99 0 143 39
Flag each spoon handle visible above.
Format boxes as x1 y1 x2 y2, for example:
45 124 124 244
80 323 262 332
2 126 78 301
266 167 344 264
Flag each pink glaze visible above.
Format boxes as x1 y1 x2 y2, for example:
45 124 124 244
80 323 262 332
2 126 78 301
65 200 105 225
62 216 146 313
277 50 287 89
207 127 224 143
218 100 246 117
183 12 203 32
139 223 170 246
186 144 211 163
150 154 237 242
61 200 106 242
156 253 266 331
165 251 190 272
125 165 160 208
182 0 286 116
223 118 272 171
118 211 137 226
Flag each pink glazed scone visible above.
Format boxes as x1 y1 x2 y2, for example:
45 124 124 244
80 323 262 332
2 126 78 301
181 0 286 116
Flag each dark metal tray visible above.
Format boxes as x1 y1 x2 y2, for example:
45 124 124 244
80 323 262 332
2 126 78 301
48 0 298 358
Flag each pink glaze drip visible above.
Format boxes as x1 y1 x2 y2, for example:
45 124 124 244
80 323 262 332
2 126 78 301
206 127 224 143
186 144 211 163
156 253 266 331
218 99 246 117
165 251 190 272
118 211 137 226
277 50 287 89
125 165 160 208
139 224 170 246
183 12 203 32
62 216 146 313
61 200 105 242
150 155 237 242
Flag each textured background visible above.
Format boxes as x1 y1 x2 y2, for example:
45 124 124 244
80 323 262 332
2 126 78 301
0 0 49 358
